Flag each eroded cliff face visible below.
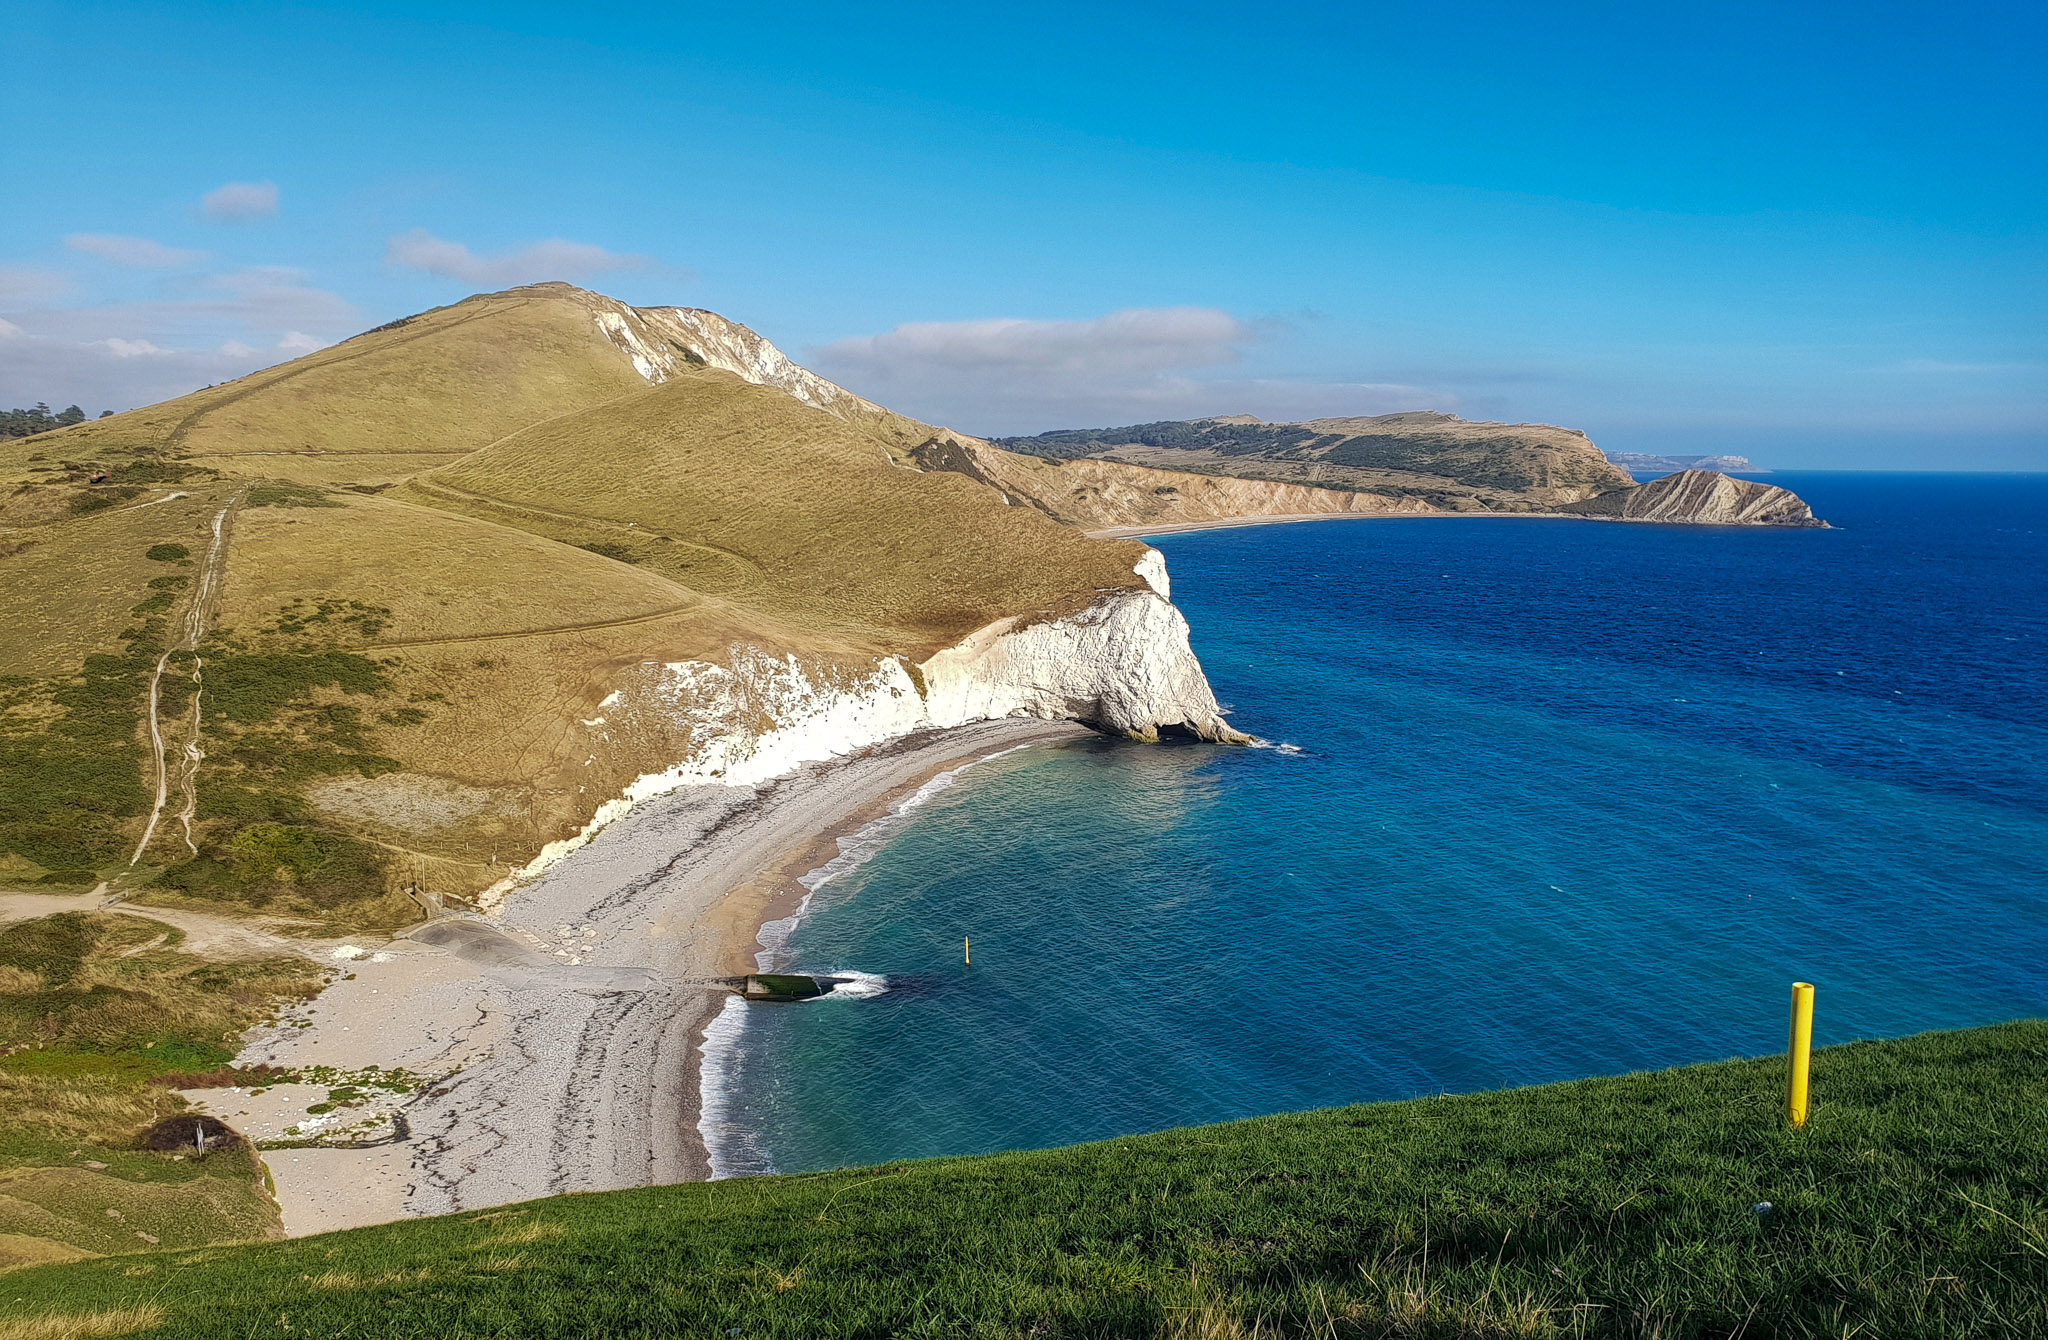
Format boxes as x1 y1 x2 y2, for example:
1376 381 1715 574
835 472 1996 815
586 297 881 418
483 553 1242 902
1562 470 1825 527
921 588 1240 743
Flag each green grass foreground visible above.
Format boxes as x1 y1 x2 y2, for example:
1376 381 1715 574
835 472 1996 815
5 1022 2045 1339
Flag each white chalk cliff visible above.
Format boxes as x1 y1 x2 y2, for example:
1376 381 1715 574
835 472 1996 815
583 292 887 419
485 551 1243 903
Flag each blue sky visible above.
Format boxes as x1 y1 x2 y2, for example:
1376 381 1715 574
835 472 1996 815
4 1 2043 467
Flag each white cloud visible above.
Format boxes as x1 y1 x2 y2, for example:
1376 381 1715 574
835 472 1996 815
0 265 70 304
201 266 358 328
202 181 280 220
64 233 207 268
806 307 1442 432
0 317 21 338
384 228 648 286
820 307 1249 381
277 331 323 352
219 340 258 358
0 329 293 413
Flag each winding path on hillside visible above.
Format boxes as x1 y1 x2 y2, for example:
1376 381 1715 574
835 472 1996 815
360 598 703 652
127 486 243 871
159 302 523 455
403 476 763 586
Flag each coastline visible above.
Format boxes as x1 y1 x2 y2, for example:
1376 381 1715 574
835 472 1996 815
208 717 1088 1235
1085 510 1586 540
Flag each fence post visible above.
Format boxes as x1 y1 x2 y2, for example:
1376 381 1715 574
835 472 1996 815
1786 981 1815 1127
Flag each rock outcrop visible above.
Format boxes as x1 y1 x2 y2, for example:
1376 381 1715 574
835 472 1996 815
921 585 1242 743
584 293 883 419
1562 470 1825 527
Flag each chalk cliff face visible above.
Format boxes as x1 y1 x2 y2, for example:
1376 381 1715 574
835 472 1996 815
586 295 883 419
1562 470 1825 527
921 586 1241 743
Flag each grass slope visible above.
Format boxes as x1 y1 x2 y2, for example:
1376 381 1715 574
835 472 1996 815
0 911 324 1267
415 370 1147 655
11 291 648 487
3 1023 2042 1338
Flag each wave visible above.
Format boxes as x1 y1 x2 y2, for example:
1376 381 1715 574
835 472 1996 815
824 969 890 999
695 996 775 1180
753 742 1037 971
704 741 1040 1179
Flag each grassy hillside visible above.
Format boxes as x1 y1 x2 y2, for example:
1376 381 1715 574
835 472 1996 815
991 412 1636 511
414 372 1142 656
8 290 650 493
0 910 323 1269
0 284 1152 921
2 1022 2041 1338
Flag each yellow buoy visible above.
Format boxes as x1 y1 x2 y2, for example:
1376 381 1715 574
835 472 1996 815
964 936 970 967
1786 981 1815 1127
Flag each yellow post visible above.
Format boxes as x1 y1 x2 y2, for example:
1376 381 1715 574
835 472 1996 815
1786 981 1815 1127
964 936 970 967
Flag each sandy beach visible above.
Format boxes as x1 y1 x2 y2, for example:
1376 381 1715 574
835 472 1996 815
194 717 1088 1235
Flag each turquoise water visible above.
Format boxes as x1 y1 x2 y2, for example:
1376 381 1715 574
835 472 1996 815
701 473 2048 1176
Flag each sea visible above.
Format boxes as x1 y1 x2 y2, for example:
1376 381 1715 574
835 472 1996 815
697 472 2048 1178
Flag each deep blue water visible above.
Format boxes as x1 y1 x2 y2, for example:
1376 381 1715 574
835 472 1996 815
701 473 2048 1176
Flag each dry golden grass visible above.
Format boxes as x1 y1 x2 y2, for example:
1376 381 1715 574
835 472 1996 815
0 1306 162 1340
0 911 307 1263
477 1220 563 1246
0 1162 280 1262
0 1235 97 1273
0 485 235 677
0 911 323 1067
0 1074 173 1144
422 369 1149 656
45 289 647 479
213 491 694 648
181 452 462 488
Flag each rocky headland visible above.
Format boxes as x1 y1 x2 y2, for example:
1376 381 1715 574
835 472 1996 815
1559 469 1824 527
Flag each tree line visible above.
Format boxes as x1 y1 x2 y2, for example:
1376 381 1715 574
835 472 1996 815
1 403 115 439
